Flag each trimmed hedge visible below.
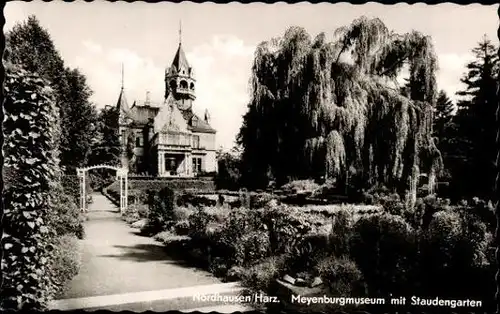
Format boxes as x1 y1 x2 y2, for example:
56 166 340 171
107 178 216 195
47 235 82 299
2 64 61 310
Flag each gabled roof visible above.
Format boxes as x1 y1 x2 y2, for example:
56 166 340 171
154 94 189 133
189 114 216 134
130 105 160 125
171 43 190 71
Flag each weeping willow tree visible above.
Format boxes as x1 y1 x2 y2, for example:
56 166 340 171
238 17 442 204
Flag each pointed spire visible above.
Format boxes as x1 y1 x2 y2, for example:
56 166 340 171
179 20 182 46
117 64 129 112
204 109 210 123
171 42 190 70
171 20 189 71
121 63 124 90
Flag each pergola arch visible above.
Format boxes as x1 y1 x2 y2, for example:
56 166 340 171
76 164 128 214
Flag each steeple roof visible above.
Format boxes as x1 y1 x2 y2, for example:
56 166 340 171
117 64 130 113
117 88 130 112
171 43 190 71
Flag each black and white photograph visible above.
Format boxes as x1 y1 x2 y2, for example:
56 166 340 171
2 1 500 313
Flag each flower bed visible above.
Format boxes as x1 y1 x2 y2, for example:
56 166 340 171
148 192 495 312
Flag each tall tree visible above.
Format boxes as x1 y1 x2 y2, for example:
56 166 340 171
59 68 99 173
238 17 441 204
6 15 98 173
89 105 121 166
449 36 499 200
87 105 121 189
215 147 242 190
434 90 455 138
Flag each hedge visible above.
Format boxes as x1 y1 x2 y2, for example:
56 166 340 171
2 64 60 310
2 63 83 310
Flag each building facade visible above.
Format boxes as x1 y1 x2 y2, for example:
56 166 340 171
116 40 217 177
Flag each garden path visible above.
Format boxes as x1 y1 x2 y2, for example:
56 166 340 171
48 193 253 312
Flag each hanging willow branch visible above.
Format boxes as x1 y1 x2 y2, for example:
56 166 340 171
239 16 443 198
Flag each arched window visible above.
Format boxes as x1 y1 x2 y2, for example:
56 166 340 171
169 80 177 91
180 80 188 89
190 82 195 90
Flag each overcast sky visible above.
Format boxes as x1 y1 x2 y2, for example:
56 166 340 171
5 2 499 150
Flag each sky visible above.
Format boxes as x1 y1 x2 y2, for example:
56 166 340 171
4 2 499 150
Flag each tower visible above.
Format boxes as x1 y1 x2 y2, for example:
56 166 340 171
116 63 130 169
164 21 196 111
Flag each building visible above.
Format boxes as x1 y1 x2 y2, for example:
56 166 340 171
116 38 217 177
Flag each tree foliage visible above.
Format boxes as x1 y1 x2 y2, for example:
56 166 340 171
215 147 243 190
6 15 99 174
444 36 499 200
88 105 122 189
90 106 121 165
433 90 454 140
238 17 441 203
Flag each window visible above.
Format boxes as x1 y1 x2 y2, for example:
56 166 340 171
192 135 200 149
136 136 143 147
165 157 177 173
192 157 202 173
121 130 127 146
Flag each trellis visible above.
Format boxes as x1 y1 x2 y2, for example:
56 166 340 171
76 164 128 214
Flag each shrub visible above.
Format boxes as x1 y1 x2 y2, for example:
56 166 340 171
328 209 352 257
61 175 80 204
360 185 391 205
142 187 176 235
238 230 272 266
249 192 277 209
465 197 496 233
240 255 289 293
281 180 320 193
154 230 191 245
315 256 366 296
173 206 194 221
350 213 417 296
47 235 82 299
289 231 330 274
419 208 490 298
209 210 254 266
215 151 242 190
123 203 148 222
411 195 451 229
46 187 85 239
263 206 315 255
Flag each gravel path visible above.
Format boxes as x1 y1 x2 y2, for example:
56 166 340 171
58 193 222 300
